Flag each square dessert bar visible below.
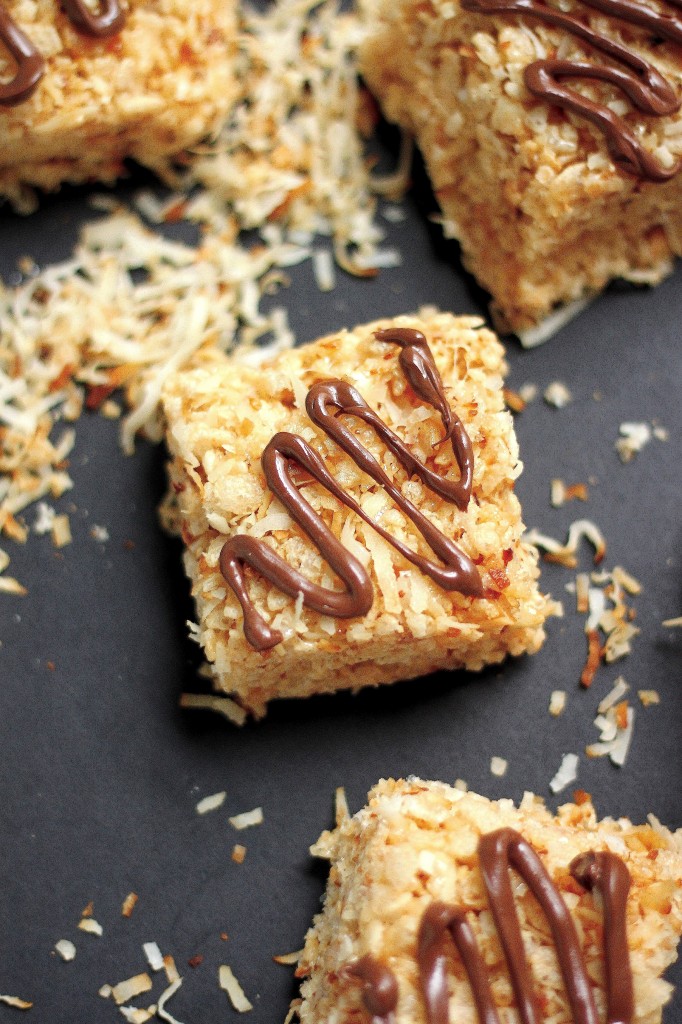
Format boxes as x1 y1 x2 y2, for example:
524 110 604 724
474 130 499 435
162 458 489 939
359 0 682 336
297 778 682 1024
0 0 239 207
162 313 553 718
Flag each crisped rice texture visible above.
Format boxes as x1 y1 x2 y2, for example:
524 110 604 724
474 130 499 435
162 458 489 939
358 0 682 335
161 312 553 718
298 779 682 1024
0 0 239 208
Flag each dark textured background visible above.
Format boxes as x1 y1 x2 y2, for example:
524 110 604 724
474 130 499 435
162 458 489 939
0 148 680 1023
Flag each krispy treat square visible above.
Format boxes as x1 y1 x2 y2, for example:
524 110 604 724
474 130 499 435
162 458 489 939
162 313 553 718
297 778 682 1024
358 0 682 337
0 0 239 207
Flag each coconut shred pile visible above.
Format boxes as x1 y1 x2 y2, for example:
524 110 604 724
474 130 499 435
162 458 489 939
0 0 399 591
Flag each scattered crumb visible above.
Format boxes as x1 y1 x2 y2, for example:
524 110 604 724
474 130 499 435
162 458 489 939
543 381 572 408
90 524 110 543
490 756 508 777
638 689 661 707
549 690 567 716
188 955 204 969
196 791 227 815
33 502 56 535
54 939 76 962
232 844 247 864
453 778 468 792
229 807 264 830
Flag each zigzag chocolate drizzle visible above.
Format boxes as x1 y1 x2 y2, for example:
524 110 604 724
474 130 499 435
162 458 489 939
461 0 682 180
219 328 483 652
344 827 633 1024
0 0 124 106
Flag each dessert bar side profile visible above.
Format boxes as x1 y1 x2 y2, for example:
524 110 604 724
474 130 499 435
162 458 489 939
297 778 682 1024
358 0 682 337
161 313 555 718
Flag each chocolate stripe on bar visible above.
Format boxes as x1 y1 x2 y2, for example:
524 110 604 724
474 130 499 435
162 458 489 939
0 0 125 106
219 328 482 651
0 4 44 105
461 0 682 180
61 0 125 37
344 828 634 1024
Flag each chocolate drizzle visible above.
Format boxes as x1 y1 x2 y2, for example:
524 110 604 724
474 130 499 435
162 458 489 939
219 328 483 652
0 0 125 106
343 955 400 1024
461 0 682 181
344 828 634 1024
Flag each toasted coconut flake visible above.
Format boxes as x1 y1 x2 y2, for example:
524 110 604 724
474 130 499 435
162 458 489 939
163 956 180 985
50 514 72 549
490 756 508 777
81 900 94 918
0 995 33 1010
121 892 138 918
549 753 579 794
157 979 185 1024
611 565 641 595
232 844 247 864
503 387 526 413
119 1008 154 1024
54 939 76 962
284 999 303 1024
334 786 350 826
273 950 303 966
219 965 253 1013
179 693 247 727
638 689 661 707
549 690 566 717
662 616 682 628
229 807 264 831
78 918 103 936
143 942 165 973
575 573 590 614
580 629 603 688
196 791 227 815
550 479 565 507
597 676 629 714
525 519 606 568
609 706 635 766
0 576 27 596
543 381 572 408
99 985 113 999
312 249 336 292
111 974 153 1006
517 296 592 347
616 422 652 462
